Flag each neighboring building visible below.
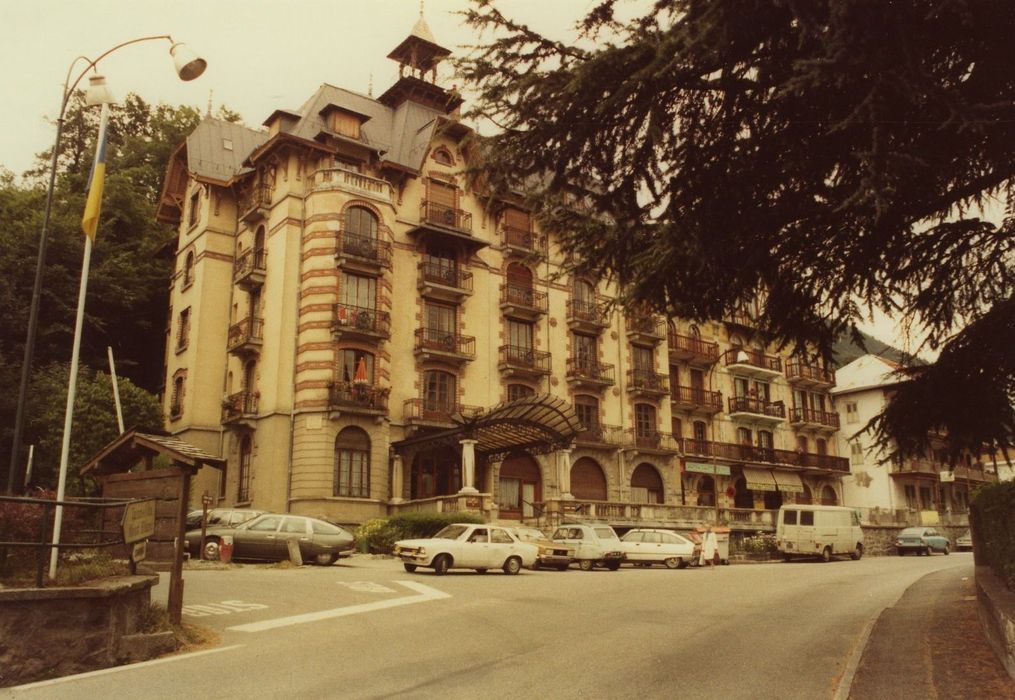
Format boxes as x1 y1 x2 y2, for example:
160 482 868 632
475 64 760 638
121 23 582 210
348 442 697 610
831 354 996 526
154 16 848 531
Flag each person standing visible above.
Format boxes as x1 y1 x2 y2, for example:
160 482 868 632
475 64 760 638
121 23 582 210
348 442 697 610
701 525 718 570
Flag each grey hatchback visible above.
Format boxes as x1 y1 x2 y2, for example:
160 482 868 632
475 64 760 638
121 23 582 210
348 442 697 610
895 526 951 556
186 513 355 565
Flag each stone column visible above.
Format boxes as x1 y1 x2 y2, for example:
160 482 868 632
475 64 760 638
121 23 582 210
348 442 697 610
458 438 479 494
390 454 404 503
557 448 573 499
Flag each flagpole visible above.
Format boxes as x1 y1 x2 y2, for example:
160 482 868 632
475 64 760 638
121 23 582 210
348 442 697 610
49 101 110 580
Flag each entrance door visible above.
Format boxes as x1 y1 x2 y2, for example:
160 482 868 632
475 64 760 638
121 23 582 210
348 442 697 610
522 483 535 518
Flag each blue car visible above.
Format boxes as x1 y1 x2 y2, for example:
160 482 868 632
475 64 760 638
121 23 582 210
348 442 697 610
895 527 950 556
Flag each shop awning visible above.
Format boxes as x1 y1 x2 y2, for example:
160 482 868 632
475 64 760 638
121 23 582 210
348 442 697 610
772 470 805 494
743 467 778 492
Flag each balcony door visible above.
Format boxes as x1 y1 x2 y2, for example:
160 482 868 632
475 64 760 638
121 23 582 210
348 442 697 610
423 369 456 414
574 333 596 369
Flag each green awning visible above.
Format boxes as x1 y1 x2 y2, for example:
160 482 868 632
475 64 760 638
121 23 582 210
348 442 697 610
685 461 731 476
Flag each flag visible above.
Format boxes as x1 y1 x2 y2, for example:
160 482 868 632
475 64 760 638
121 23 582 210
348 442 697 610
81 126 108 240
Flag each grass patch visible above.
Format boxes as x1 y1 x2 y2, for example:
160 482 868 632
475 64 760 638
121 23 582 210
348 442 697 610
0 550 130 588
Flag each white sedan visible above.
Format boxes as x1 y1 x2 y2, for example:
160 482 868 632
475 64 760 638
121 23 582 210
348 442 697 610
394 523 539 575
619 528 697 569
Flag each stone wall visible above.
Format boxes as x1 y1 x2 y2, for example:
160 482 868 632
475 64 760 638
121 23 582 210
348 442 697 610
976 565 1015 681
860 524 968 556
0 575 161 687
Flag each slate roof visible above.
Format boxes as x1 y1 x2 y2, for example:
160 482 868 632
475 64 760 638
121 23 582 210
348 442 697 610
186 117 267 183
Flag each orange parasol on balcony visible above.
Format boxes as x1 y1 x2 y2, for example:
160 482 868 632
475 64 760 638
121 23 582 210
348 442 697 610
353 357 369 384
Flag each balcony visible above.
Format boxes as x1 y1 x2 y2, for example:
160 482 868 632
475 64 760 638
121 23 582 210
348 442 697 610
667 332 719 366
724 307 759 332
233 248 266 289
500 284 548 320
498 345 551 380
670 385 723 414
728 396 786 424
574 422 623 448
311 168 394 205
240 182 271 224
788 407 840 431
626 369 668 399
421 200 472 233
414 328 476 365
335 227 393 272
625 315 665 345
501 225 547 258
332 303 391 342
565 358 615 390
785 360 835 388
227 317 263 355
328 381 389 417
222 391 258 424
417 262 473 303
677 438 849 473
566 299 610 333
624 430 679 454
541 499 777 532
723 348 783 379
403 398 481 429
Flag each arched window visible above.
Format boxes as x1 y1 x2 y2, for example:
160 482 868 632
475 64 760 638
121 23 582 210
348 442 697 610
505 262 534 305
696 475 715 506
254 225 266 253
821 484 838 505
631 463 663 504
170 374 185 418
182 250 194 287
734 476 753 508
345 206 378 240
573 278 595 305
688 324 701 339
507 384 535 402
238 435 252 502
432 147 454 166
423 370 456 413
498 455 541 518
243 360 257 392
335 426 370 498
571 458 608 501
800 483 813 505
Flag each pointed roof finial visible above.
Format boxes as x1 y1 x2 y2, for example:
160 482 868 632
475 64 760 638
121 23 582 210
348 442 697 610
368 72 374 98
420 0 424 16
206 90 213 117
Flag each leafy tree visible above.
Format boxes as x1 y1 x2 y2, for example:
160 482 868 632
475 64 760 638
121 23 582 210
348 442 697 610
458 0 1015 462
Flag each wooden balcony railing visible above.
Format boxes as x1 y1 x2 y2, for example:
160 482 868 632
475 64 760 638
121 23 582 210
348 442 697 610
728 396 786 419
227 317 264 351
239 182 271 219
667 332 720 363
328 381 389 412
566 358 616 384
677 438 849 472
670 385 723 411
789 407 839 428
337 227 393 268
414 328 476 358
421 200 473 232
418 262 473 292
723 348 783 373
233 248 266 282
222 391 258 422
499 345 551 373
785 360 835 386
500 284 548 313
332 303 391 337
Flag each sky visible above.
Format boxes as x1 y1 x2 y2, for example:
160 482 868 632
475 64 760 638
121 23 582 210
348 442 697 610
0 0 943 359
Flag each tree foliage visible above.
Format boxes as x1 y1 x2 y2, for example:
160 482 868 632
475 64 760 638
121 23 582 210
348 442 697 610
457 0 1015 461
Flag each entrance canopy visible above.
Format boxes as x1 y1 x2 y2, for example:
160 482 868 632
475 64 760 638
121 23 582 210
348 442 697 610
393 394 582 461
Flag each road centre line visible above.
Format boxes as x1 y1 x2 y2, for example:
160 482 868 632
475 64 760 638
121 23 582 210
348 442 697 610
10 645 244 692
227 580 450 633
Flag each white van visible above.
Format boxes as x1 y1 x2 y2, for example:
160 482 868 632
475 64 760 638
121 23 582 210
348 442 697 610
776 505 864 562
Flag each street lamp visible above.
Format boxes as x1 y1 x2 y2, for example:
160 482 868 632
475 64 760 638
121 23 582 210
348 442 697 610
5 36 206 494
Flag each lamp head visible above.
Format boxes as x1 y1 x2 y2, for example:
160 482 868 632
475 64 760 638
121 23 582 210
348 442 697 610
84 75 116 106
170 42 207 81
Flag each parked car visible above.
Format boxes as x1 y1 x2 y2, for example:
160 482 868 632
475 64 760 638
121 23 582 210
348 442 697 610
508 526 574 570
550 523 625 571
393 523 539 575
185 508 267 531
895 526 951 556
619 528 696 569
185 513 354 565
776 505 865 562
955 530 973 551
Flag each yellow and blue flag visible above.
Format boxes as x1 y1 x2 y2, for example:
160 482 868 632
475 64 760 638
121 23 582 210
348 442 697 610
81 127 108 240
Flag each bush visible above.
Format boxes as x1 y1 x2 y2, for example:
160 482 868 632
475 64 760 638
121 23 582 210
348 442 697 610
739 533 778 554
971 481 1015 591
355 512 486 554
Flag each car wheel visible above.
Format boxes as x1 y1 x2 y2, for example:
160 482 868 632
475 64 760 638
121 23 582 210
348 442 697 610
403 563 417 573
783 553 793 562
315 553 337 566
850 544 863 561
203 538 221 561
503 557 522 575
943 544 950 555
924 546 931 556
663 557 680 570
578 559 594 571
432 554 452 575
605 560 621 571
821 547 831 563
475 568 488 574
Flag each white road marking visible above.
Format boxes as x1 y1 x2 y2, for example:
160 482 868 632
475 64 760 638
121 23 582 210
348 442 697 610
338 581 397 594
9 645 244 691
183 600 269 617
227 580 450 633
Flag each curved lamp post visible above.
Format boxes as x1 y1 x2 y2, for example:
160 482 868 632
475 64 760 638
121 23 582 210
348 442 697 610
6 36 206 495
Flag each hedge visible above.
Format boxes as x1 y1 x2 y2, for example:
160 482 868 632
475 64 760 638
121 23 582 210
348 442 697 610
971 481 1015 591
355 512 486 554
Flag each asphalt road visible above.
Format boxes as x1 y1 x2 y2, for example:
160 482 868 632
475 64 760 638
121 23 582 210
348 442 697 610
5 553 980 699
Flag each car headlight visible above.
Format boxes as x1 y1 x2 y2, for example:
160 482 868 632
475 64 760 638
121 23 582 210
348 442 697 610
417 547 426 556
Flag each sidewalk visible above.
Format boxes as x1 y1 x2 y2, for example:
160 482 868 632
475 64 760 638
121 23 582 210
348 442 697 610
848 563 1015 699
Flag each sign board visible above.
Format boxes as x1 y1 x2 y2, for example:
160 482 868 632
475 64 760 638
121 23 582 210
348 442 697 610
684 461 731 476
131 541 147 563
122 499 156 544
919 509 940 526
939 470 955 482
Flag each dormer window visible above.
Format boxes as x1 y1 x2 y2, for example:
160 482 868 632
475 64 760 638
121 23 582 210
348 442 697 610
432 147 454 166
